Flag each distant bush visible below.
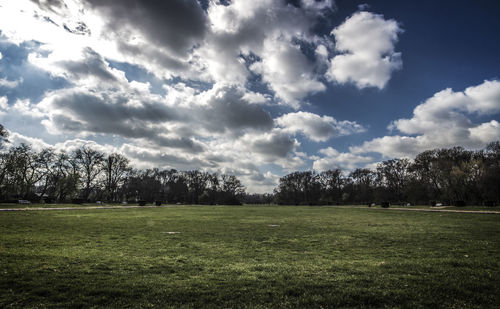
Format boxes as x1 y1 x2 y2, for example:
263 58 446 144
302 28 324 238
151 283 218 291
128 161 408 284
155 201 162 206
41 197 56 204
381 202 390 208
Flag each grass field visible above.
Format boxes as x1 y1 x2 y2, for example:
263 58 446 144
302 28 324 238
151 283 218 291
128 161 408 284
1 206 499 308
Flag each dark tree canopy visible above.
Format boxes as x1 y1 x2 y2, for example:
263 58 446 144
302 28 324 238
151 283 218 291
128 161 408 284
274 144 500 207
0 127 246 204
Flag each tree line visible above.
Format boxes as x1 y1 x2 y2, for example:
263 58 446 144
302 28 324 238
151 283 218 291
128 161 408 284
274 142 500 206
1 125 499 206
0 125 245 204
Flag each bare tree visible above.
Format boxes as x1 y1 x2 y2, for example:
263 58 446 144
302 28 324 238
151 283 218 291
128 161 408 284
103 153 131 202
220 174 245 204
74 146 105 201
0 144 45 200
47 151 80 202
319 169 344 204
185 170 208 204
274 171 321 205
376 159 412 204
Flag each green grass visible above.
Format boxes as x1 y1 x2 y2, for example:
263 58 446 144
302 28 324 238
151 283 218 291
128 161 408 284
1 206 499 308
0 203 132 209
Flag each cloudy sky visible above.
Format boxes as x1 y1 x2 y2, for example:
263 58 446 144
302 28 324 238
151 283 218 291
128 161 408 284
0 0 499 192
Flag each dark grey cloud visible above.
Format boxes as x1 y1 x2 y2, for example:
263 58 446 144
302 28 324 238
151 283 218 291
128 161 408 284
199 86 274 134
49 91 178 123
57 48 117 82
39 84 274 152
204 154 234 164
251 133 296 158
51 114 85 132
117 41 189 73
85 0 207 56
153 137 204 153
43 90 207 152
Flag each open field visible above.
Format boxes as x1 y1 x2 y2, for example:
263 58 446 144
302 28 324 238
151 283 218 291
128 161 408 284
0 203 136 209
1 206 499 308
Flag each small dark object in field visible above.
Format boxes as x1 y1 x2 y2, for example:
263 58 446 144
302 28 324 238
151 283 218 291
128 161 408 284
484 200 497 207
454 200 466 207
381 202 390 208
155 201 162 206
138 200 147 206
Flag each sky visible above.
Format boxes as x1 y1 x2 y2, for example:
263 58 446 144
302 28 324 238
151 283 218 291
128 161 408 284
0 0 499 193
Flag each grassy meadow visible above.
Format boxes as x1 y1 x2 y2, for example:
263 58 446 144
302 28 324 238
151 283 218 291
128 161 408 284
1 205 499 308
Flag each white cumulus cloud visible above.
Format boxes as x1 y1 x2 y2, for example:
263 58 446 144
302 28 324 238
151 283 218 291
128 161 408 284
352 80 500 158
276 111 365 142
202 0 329 107
313 147 373 171
250 39 326 108
0 96 8 116
0 78 23 88
327 11 402 89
